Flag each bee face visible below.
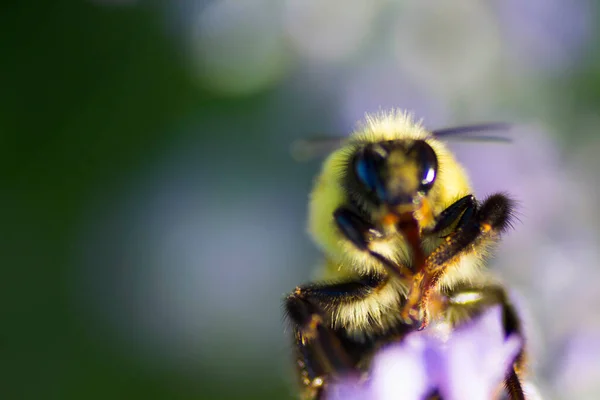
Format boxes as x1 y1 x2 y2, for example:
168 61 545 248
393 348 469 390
352 139 438 209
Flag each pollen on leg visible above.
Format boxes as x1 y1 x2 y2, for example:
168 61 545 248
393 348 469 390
481 223 492 233
311 377 324 388
308 315 322 330
301 315 324 343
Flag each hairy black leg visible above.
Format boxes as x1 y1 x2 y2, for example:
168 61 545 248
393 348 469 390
427 193 514 268
288 296 352 386
425 194 476 235
334 207 408 278
285 274 386 395
444 284 525 400
402 193 515 327
433 193 513 259
505 369 525 400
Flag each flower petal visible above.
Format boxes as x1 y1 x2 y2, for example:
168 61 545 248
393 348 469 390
440 306 523 400
326 376 371 400
371 334 437 400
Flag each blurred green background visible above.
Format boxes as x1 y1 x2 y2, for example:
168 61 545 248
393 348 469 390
3 1 600 399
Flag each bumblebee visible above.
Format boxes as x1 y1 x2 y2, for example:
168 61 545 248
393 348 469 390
284 111 526 399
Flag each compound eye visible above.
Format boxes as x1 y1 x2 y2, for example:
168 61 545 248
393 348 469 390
353 146 386 198
413 140 438 192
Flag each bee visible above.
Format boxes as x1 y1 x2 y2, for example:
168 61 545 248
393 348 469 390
284 111 526 399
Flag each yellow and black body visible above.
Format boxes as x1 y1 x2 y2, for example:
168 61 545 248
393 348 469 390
284 111 525 400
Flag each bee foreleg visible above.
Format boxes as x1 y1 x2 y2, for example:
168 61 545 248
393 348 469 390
424 194 476 235
403 193 514 327
426 193 514 279
334 207 410 279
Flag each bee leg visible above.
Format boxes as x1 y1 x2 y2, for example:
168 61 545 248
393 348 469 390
445 284 525 400
403 193 514 327
334 207 409 279
505 368 526 400
426 193 514 272
424 194 476 235
285 274 386 396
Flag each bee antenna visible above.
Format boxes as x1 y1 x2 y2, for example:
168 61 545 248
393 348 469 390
291 137 347 161
431 123 513 143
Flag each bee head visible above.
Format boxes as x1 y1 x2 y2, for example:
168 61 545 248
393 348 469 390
352 139 438 208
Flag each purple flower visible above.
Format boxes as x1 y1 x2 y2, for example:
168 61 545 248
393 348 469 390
327 306 522 400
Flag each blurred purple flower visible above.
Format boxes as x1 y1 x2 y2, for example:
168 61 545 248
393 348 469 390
327 306 522 400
